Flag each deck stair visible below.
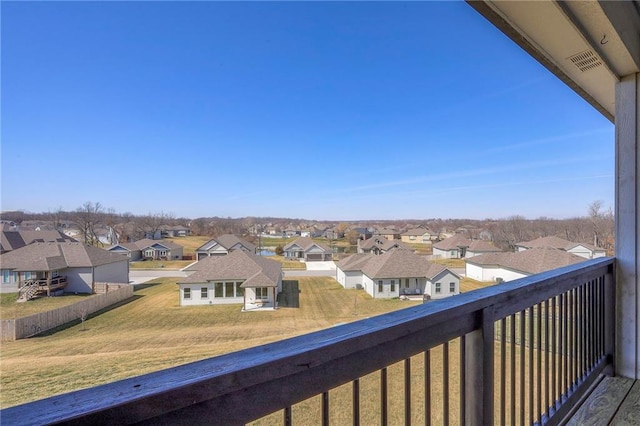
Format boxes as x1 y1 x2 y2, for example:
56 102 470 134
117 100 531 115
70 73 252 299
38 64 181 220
17 281 40 302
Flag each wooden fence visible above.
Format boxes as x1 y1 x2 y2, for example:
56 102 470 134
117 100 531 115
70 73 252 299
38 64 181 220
0 285 133 341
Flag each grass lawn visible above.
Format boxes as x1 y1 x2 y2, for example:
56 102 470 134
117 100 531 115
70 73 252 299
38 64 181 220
431 258 466 268
265 255 307 269
165 235 211 256
0 293 97 320
0 276 421 409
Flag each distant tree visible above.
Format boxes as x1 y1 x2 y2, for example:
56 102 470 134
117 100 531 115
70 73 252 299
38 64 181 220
74 201 104 246
275 245 284 256
346 230 360 246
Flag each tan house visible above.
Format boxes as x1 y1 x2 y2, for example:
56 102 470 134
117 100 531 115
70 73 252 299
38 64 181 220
400 227 439 245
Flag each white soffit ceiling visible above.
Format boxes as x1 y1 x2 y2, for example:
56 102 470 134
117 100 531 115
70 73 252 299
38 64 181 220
484 0 617 118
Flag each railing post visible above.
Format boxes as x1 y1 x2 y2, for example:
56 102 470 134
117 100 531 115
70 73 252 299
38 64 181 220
604 264 616 376
465 308 495 426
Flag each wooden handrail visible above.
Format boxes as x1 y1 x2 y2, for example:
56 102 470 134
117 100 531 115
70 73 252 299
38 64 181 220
2 258 614 425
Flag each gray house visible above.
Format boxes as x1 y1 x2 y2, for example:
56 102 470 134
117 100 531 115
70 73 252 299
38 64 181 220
0 242 129 295
283 237 332 262
195 235 256 261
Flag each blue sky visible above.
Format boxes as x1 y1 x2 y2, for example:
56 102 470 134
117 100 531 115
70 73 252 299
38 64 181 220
1 1 614 221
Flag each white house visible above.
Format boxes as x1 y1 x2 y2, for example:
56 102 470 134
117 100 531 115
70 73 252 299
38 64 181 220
465 247 586 283
336 250 460 300
514 236 606 259
107 238 184 261
178 250 282 311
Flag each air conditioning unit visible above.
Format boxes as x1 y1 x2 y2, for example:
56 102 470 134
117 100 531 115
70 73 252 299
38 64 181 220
496 277 504 283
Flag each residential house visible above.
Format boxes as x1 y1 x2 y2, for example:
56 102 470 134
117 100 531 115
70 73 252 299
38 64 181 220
108 239 184 261
283 237 333 262
400 226 439 245
349 227 373 241
195 234 256 260
432 234 502 259
0 241 129 294
322 227 344 240
515 235 607 259
336 249 460 300
1 230 76 254
160 225 190 238
179 250 282 311
465 247 586 283
357 235 412 255
374 228 400 240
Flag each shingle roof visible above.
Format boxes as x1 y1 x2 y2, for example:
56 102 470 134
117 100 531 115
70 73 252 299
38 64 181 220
179 250 282 288
283 237 330 252
338 250 453 280
134 239 183 250
515 236 602 252
401 227 435 236
465 247 585 275
201 234 256 252
359 236 412 253
433 234 472 250
0 230 76 252
0 242 127 271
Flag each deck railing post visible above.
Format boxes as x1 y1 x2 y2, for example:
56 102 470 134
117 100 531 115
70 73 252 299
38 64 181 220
465 307 495 426
604 264 616 376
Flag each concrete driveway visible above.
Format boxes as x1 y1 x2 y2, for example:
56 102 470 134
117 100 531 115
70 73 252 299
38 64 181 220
129 269 187 285
303 261 336 271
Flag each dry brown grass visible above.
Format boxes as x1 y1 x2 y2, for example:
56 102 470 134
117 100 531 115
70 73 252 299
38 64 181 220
0 293 97 320
165 235 211 255
0 277 421 409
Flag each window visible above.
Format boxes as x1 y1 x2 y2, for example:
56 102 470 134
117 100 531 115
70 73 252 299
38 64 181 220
215 282 224 298
236 282 244 297
390 280 395 292
450 282 456 293
435 283 441 294
404 279 410 289
225 282 234 298
201 288 208 299
184 288 191 299
450 250 456 256
378 280 383 293
255 287 268 300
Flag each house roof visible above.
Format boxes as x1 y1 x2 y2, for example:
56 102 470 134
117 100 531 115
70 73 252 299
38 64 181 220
359 236 411 252
0 242 127 272
401 227 435 237
466 247 586 275
515 236 603 252
283 237 330 253
467 240 502 253
433 234 472 250
133 239 183 250
0 230 77 253
179 250 282 288
196 234 256 252
338 250 454 280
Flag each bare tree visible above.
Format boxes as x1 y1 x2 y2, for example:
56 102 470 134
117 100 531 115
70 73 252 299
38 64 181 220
74 201 104 246
137 211 174 240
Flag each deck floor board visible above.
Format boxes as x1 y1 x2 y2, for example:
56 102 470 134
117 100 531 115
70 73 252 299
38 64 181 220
566 376 635 425
612 380 640 424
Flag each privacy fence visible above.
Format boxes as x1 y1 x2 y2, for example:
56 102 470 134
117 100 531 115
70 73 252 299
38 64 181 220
0 284 133 341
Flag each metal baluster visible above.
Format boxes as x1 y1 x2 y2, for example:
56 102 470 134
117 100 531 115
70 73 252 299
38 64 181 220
405 358 411 426
381 368 388 426
443 342 449 426
353 379 360 426
425 350 431 426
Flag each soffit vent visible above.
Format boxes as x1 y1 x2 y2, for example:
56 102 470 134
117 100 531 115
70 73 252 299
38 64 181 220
567 50 603 72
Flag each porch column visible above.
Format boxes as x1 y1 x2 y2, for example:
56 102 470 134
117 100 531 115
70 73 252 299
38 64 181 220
615 72 640 379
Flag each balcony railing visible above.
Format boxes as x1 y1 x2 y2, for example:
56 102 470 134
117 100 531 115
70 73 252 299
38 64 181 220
3 258 614 425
